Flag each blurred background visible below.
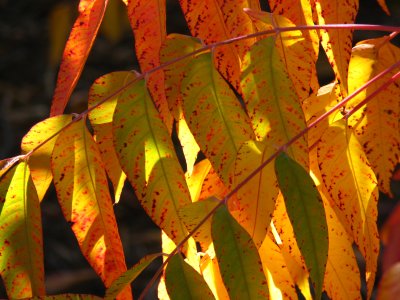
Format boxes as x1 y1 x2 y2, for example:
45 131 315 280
0 0 399 298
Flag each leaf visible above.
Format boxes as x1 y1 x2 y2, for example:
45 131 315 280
181 52 255 186
314 0 359 95
241 37 309 168
0 162 45 298
105 254 161 300
21 115 71 201
165 254 215 299
186 159 213 202
376 0 391 15
317 120 379 298
211 205 269 299
347 38 400 196
232 140 279 247
113 77 191 249
200 253 229 300
126 0 173 130
51 117 131 298
50 0 108 116
377 262 400 299
275 152 328 300
0 156 23 179
27 295 103 300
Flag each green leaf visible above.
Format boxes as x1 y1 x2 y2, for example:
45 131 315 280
275 152 328 299
165 253 215 300
105 254 161 300
211 205 268 299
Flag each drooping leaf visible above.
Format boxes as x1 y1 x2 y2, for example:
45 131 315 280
0 162 45 298
126 0 173 130
211 205 269 299
232 140 279 247
27 295 103 300
181 52 255 186
51 117 131 298
165 253 215 299
241 37 309 168
275 152 328 300
347 37 400 196
113 77 191 249
317 120 379 297
105 254 161 300
51 0 108 116
21 115 71 201
314 0 359 95
200 253 229 300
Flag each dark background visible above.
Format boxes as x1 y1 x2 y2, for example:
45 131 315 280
0 0 399 299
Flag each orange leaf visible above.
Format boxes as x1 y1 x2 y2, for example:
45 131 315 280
200 253 230 300
0 162 45 298
51 117 131 298
376 0 391 15
51 0 108 116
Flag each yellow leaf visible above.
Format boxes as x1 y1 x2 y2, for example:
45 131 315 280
0 162 45 298
21 115 71 201
200 251 230 300
317 120 379 298
186 159 212 202
51 118 131 298
347 37 400 196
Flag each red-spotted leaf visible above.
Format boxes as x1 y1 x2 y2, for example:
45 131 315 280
165 253 215 299
126 0 173 130
112 77 191 249
241 37 309 168
105 254 161 300
21 115 71 201
51 117 131 299
211 205 269 299
51 0 108 116
275 152 328 300
0 162 45 298
181 52 255 186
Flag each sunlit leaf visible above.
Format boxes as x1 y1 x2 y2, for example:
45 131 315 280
113 77 191 249
211 205 268 299
200 252 229 300
181 52 255 186
105 254 161 300
275 152 328 299
317 120 379 297
0 162 45 298
347 37 400 196
241 37 308 168
27 295 103 300
232 140 279 247
314 0 359 95
165 253 215 299
21 115 71 201
51 0 108 116
51 118 131 298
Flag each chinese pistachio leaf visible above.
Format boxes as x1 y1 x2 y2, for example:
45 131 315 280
211 205 269 299
165 253 215 300
317 120 379 297
347 38 400 196
233 140 279 247
112 77 191 249
181 52 255 186
0 162 45 298
51 0 108 116
21 115 71 201
275 152 328 300
27 295 103 300
105 254 161 300
314 0 359 95
51 117 131 299
241 37 309 169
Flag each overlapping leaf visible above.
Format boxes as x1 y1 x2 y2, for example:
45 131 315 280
51 0 108 116
0 162 45 298
181 52 255 186
314 0 358 95
200 253 229 300
241 37 309 168
212 205 268 299
275 152 328 299
51 118 131 298
317 120 379 297
347 37 400 196
28 295 103 300
21 115 71 201
113 77 191 248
